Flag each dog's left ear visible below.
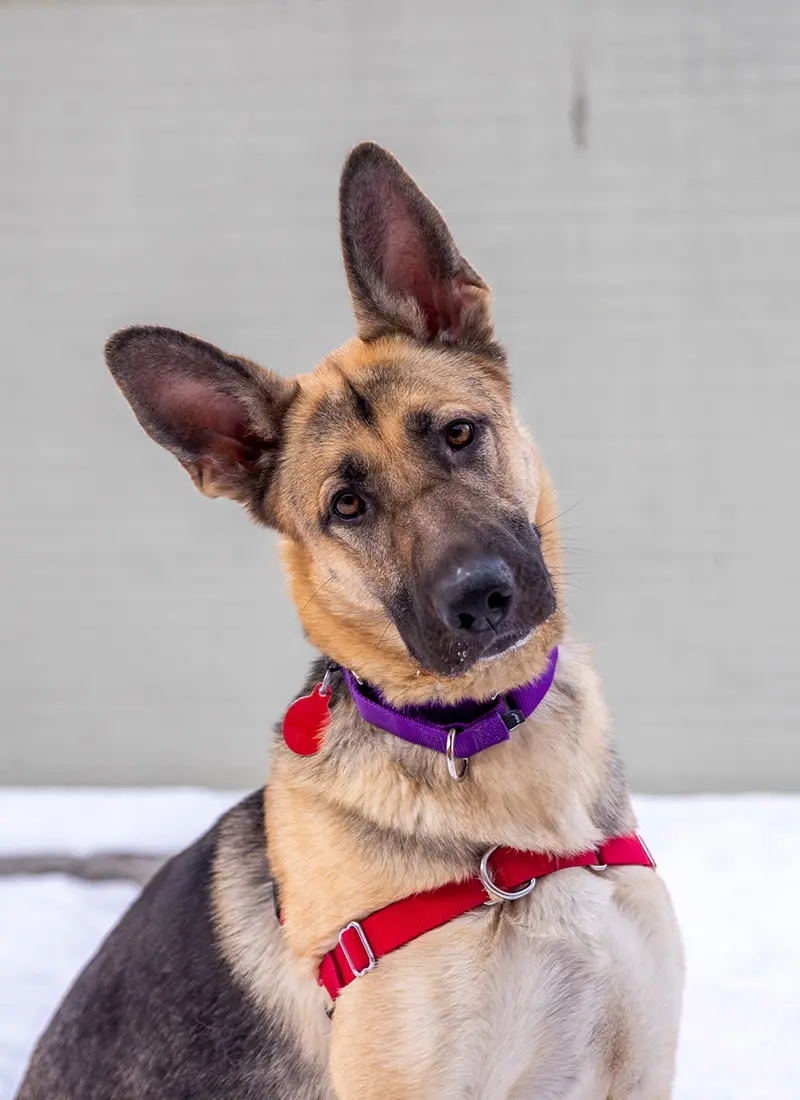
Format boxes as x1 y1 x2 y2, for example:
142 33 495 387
105 326 297 523
339 142 493 345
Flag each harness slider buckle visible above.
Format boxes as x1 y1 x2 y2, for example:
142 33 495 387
338 921 376 979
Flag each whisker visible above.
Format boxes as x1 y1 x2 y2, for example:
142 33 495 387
537 499 583 532
300 575 333 613
373 621 392 655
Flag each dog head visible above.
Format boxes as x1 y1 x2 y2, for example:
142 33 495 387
106 143 564 704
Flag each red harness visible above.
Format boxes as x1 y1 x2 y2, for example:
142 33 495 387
285 666 656 1000
319 834 655 1000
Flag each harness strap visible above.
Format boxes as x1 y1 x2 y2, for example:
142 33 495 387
318 834 655 1000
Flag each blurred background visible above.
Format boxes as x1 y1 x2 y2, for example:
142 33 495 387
2 0 798 792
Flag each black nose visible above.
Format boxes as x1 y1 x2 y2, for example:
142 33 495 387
432 556 514 634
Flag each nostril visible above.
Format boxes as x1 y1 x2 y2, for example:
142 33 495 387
454 591 511 633
487 590 511 613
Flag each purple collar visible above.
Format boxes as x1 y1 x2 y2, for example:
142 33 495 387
342 647 558 758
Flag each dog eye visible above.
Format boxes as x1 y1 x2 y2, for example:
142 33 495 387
332 490 365 519
445 421 475 449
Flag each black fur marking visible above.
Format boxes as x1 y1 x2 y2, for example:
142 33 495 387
405 409 434 438
16 793 326 1100
307 393 344 434
350 364 407 406
344 377 375 427
337 452 369 488
309 368 401 439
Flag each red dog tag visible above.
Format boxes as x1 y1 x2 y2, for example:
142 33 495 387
282 683 332 756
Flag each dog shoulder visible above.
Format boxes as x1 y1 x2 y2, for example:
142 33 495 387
16 791 331 1100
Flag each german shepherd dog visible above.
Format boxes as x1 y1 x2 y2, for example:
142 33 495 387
17 144 683 1100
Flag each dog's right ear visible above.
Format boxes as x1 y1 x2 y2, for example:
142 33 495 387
105 326 297 523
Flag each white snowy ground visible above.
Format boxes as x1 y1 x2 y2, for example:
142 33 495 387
1 791 798 1099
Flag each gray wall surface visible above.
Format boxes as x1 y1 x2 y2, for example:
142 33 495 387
1 1 798 791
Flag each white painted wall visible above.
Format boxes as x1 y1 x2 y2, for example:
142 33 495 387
1 1 797 790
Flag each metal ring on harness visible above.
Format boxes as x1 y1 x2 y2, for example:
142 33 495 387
480 845 537 903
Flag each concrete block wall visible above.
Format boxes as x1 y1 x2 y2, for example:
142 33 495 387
1 1 797 790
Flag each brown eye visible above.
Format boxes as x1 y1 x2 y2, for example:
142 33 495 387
445 421 475 449
332 490 365 519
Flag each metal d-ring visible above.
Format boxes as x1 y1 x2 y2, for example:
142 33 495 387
445 728 469 782
480 846 537 904
589 851 608 872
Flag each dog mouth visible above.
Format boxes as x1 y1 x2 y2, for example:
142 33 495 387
475 628 535 664
403 620 548 679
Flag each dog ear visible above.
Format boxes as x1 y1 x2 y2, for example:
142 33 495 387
339 142 493 345
105 326 297 522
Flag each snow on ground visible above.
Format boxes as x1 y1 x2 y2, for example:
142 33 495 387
1 790 799 1099
0 788 241 858
0 877 139 1098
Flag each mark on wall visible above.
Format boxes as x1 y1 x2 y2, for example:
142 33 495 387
570 65 589 149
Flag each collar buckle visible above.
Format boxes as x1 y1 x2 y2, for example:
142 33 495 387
501 706 525 731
